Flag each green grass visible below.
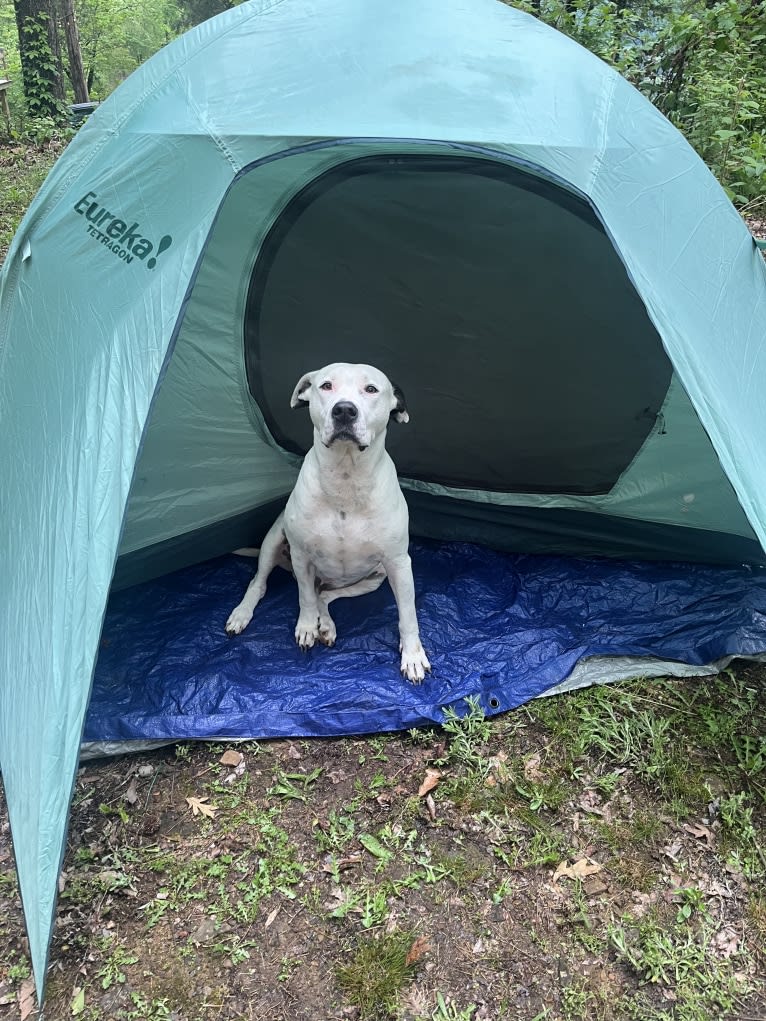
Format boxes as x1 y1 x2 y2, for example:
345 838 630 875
3 660 765 1019
0 142 63 262
336 929 421 1019
608 914 750 1020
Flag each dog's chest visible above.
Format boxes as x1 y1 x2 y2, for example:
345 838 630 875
295 504 384 583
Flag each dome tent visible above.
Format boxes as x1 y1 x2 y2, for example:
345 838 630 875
2 0 766 998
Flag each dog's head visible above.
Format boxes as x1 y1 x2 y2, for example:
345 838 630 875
290 363 408 451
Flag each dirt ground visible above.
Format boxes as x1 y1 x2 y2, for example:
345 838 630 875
1 665 765 1021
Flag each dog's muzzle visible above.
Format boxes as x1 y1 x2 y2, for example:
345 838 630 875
328 400 366 448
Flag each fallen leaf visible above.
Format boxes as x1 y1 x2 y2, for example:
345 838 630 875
71 986 85 1016
662 839 683 861
321 855 362 874
699 876 734 899
123 779 139 805
359 834 392 861
405 935 431 965
578 790 608 817
712 926 740 958
18 979 35 1021
425 793 437 821
219 749 243 768
417 769 441 797
264 905 281 929
523 753 544 782
553 858 604 884
186 796 219 818
683 822 714 847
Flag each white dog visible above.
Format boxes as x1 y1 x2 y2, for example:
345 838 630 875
226 363 431 683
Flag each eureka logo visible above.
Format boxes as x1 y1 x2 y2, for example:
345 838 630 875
74 191 173 269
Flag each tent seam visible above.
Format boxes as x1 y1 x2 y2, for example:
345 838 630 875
587 70 618 195
178 77 243 173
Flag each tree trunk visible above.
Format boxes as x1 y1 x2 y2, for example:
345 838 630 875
61 0 88 103
48 0 66 103
13 0 63 118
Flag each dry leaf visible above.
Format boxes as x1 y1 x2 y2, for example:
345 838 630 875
553 857 603 883
662 838 683 861
683 822 714 847
264 905 281 929
417 769 441 797
405 935 431 965
18 979 35 1021
578 790 608 817
523 752 544 782
321 855 362 874
712 926 740 958
425 793 437 821
219 749 243 767
123 779 139 805
186 795 219 818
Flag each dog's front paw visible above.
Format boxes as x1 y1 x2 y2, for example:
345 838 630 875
295 617 319 650
226 605 253 636
317 613 336 647
400 642 431 684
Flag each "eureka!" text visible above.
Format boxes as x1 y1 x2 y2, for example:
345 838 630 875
74 191 172 268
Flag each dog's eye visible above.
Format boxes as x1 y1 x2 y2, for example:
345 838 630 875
364 384 379 394
319 381 333 391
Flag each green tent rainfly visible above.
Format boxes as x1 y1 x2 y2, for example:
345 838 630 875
1 0 766 999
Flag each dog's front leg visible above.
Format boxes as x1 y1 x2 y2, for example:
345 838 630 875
290 550 321 650
383 553 431 683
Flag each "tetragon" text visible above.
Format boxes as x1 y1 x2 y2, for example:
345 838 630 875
74 191 173 268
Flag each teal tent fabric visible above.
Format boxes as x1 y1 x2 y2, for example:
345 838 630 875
1 0 765 999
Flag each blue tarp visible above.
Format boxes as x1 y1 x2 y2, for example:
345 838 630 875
87 539 766 742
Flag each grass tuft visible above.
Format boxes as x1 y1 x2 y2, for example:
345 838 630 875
336 930 420 1019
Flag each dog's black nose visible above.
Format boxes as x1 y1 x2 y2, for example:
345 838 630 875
331 401 358 425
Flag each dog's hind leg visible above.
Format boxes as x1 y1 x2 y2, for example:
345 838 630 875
225 515 289 636
316 569 387 647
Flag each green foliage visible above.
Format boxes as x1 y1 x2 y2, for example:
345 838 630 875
174 0 236 31
439 696 492 775
430 994 478 1021
509 0 766 205
717 790 765 878
75 0 180 98
608 914 749 1018
15 10 64 120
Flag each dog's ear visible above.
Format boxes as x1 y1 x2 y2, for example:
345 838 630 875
391 384 409 424
290 371 315 409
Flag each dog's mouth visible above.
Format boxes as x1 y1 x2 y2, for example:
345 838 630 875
326 429 367 452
